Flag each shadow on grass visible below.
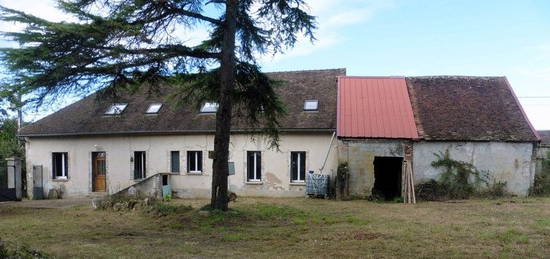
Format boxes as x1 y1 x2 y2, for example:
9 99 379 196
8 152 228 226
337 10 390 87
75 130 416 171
145 202 370 238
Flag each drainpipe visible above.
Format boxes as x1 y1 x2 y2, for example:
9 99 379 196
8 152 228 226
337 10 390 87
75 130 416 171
319 132 336 174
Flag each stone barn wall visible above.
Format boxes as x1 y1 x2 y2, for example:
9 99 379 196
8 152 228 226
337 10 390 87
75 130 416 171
337 139 411 197
413 141 537 196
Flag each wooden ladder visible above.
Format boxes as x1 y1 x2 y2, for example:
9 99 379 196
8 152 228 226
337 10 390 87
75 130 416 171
402 161 416 204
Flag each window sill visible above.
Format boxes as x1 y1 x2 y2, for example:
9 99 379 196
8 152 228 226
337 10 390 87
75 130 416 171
186 172 203 176
245 181 263 185
52 178 69 182
290 182 306 186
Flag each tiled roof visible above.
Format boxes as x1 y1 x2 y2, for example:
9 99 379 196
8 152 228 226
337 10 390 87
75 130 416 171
337 77 419 139
19 69 346 136
406 76 539 142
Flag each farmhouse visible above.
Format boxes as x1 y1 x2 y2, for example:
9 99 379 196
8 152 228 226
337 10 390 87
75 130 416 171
20 69 541 199
20 69 343 199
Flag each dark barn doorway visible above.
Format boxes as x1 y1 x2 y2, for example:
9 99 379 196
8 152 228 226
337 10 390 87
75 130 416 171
372 157 403 201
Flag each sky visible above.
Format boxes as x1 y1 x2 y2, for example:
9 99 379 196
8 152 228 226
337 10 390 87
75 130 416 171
0 0 549 129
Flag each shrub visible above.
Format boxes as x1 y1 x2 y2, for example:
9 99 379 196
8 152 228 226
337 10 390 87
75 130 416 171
479 181 512 198
415 180 447 201
531 173 550 196
147 203 193 217
95 194 194 217
431 151 489 199
335 162 350 200
530 152 550 196
0 240 50 259
94 194 152 211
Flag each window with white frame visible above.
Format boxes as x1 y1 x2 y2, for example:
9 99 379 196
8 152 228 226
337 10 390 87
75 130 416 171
146 103 162 114
290 152 306 182
200 102 219 113
303 100 318 111
134 151 146 179
52 152 68 179
247 151 262 182
187 151 203 173
104 103 128 115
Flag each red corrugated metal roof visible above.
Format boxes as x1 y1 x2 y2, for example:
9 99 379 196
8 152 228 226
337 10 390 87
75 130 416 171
337 76 419 139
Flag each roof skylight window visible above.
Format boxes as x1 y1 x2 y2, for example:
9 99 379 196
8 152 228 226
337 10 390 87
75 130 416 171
304 100 319 111
200 102 219 113
146 103 162 114
104 103 127 115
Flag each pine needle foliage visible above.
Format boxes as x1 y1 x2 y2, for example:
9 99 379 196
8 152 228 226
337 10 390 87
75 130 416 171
0 0 315 147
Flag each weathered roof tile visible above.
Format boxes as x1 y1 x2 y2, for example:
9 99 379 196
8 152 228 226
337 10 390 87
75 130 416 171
406 76 538 142
19 69 345 136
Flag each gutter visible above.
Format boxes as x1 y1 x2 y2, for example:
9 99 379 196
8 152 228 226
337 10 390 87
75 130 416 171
19 128 336 138
319 131 336 173
337 136 539 144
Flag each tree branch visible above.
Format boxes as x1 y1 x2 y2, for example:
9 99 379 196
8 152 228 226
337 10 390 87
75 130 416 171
96 45 221 59
176 9 221 25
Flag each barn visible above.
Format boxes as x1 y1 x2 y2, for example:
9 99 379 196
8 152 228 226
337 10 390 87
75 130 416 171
337 76 540 198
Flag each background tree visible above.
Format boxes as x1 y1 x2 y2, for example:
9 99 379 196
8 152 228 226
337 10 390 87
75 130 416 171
0 0 316 210
0 118 22 191
0 118 22 159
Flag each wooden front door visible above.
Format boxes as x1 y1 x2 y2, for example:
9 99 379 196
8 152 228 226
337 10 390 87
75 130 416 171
92 152 107 192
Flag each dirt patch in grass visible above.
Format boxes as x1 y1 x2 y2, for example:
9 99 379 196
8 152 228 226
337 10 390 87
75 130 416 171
1 197 550 258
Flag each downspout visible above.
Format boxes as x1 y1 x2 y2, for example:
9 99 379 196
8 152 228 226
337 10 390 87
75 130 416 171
319 131 336 174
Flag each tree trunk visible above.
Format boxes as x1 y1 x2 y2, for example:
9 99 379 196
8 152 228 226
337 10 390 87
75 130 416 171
211 0 237 211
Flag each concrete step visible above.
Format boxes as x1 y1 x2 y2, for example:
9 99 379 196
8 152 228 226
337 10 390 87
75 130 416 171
87 192 108 199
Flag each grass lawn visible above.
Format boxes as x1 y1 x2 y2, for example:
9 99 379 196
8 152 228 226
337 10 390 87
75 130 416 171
1 197 550 258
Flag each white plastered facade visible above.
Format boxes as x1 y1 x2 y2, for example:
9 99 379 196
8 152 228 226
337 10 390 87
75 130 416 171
25 132 338 199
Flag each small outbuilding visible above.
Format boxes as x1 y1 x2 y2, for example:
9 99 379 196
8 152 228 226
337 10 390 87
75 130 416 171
337 76 540 198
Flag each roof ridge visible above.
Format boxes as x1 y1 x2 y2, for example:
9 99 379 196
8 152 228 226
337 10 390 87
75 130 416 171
339 76 405 79
407 75 505 79
266 68 346 74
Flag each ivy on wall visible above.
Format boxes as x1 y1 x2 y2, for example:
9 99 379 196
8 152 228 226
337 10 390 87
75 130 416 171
416 150 511 200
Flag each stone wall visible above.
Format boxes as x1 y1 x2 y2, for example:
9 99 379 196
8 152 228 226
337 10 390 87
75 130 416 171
338 139 536 197
413 142 537 196
337 139 410 197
